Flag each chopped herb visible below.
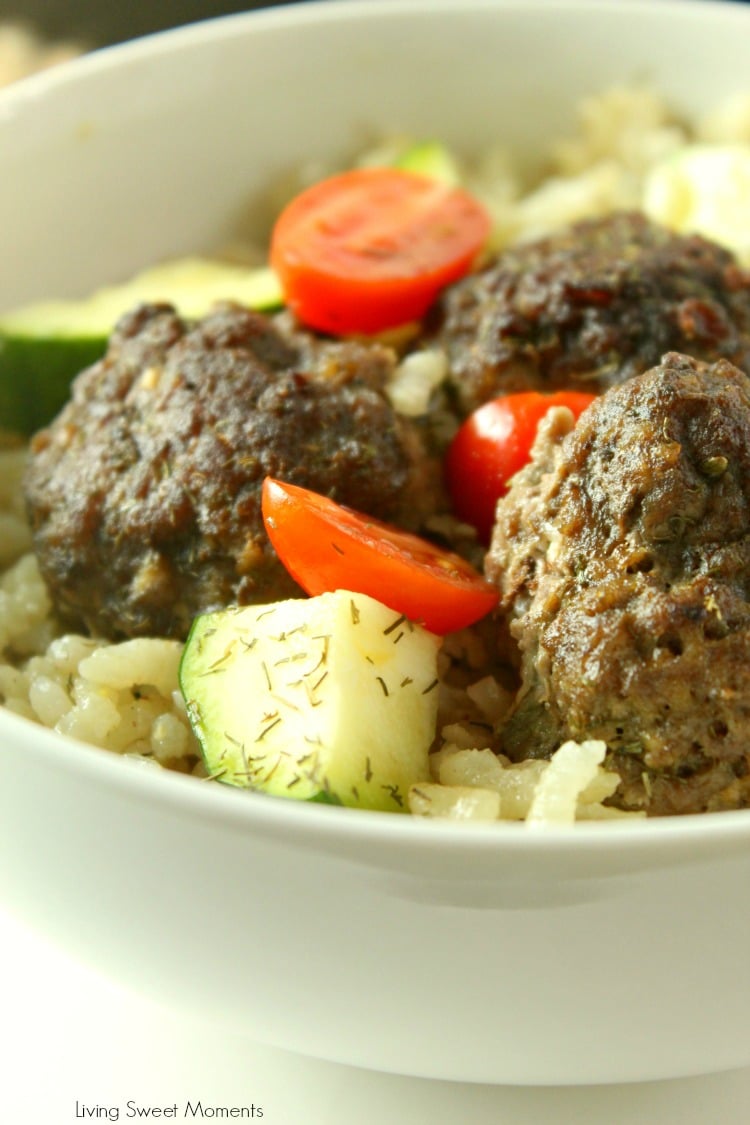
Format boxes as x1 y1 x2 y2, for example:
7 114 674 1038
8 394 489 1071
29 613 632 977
256 715 282 742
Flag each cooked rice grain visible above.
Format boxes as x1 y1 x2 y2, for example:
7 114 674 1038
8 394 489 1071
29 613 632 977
412 741 638 826
0 553 199 766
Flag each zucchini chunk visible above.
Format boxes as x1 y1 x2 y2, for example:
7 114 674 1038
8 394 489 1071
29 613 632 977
179 590 441 812
0 257 284 434
396 141 462 186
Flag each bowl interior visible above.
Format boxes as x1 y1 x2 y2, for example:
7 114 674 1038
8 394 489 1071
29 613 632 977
3 0 750 310
3 0 750 865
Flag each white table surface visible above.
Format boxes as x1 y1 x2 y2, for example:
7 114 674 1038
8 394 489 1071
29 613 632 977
2 901 749 1125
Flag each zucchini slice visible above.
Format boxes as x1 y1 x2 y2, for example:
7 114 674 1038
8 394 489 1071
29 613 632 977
179 590 441 812
0 257 284 434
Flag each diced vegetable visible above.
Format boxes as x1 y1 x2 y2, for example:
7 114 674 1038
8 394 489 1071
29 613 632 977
269 166 491 335
396 141 463 187
0 257 284 434
179 590 441 811
261 477 499 635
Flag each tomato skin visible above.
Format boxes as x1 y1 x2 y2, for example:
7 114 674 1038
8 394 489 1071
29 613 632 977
445 391 596 543
261 477 498 635
269 167 491 336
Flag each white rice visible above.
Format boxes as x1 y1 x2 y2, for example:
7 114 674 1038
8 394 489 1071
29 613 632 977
390 82 750 263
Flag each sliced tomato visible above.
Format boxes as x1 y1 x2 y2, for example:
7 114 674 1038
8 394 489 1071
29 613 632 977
261 477 498 635
269 167 491 336
445 391 597 544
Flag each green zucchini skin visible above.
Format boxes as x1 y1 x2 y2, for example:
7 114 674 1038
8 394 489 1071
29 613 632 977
0 259 283 434
0 334 106 435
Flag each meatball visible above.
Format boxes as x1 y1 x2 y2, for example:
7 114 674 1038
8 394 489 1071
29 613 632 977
24 303 443 641
433 211 750 416
486 352 750 816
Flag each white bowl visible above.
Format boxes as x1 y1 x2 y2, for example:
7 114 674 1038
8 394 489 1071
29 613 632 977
2 0 750 1087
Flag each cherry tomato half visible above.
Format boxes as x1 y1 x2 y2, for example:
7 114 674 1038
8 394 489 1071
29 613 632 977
445 391 597 543
261 477 498 635
269 167 491 336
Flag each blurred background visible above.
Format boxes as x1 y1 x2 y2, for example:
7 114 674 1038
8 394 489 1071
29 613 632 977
0 1 302 82
0 1 299 45
0 1 744 86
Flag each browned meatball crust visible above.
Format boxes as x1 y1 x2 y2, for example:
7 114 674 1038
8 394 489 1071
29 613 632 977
24 302 443 641
486 352 750 816
433 211 750 416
